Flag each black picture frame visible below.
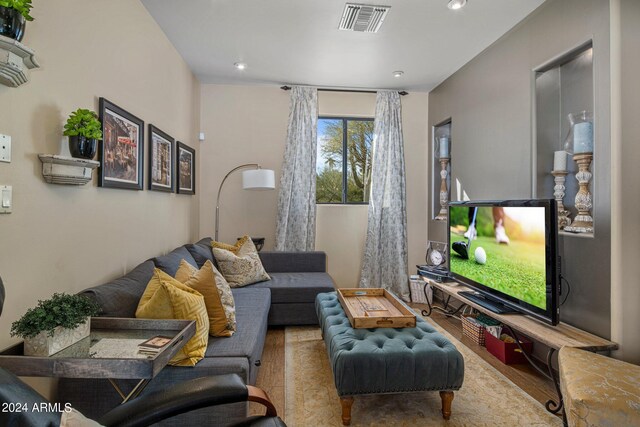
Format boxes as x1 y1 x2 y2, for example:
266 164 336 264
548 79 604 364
98 98 144 190
148 125 175 192
176 142 195 195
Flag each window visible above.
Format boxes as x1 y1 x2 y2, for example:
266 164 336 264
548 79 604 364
316 117 374 204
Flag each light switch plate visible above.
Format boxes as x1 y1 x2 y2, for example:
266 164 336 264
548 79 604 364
0 134 11 163
0 185 11 213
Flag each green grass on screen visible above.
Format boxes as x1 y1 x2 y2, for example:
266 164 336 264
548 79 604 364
450 235 546 309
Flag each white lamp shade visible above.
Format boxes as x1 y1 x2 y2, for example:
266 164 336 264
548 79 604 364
242 169 275 190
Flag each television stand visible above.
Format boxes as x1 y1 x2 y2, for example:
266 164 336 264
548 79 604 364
457 291 519 314
419 277 617 425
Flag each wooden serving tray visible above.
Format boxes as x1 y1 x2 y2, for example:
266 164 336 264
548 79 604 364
337 288 416 329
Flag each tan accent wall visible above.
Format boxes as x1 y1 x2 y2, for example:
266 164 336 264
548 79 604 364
0 0 200 371
199 87 428 289
198 85 287 246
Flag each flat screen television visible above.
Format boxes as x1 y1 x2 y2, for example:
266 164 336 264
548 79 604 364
448 199 559 325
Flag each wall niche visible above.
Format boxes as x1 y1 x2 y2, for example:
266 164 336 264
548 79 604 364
535 42 594 237
432 119 452 221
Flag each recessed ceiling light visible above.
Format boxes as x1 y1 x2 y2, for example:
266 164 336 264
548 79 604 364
393 71 404 78
234 62 247 70
447 0 467 10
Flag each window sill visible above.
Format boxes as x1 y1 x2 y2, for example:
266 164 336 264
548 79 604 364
316 203 369 207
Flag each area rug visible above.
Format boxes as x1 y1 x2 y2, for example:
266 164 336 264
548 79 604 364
283 322 561 427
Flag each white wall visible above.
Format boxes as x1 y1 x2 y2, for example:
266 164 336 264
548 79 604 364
0 0 200 395
199 87 429 289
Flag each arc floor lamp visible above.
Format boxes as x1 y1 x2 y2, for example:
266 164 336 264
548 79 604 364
215 164 275 241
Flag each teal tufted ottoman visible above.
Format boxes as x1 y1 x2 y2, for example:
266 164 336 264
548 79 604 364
316 292 464 425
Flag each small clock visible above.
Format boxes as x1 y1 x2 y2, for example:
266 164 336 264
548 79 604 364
426 241 448 268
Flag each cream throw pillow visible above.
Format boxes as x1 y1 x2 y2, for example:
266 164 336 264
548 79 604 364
211 236 270 287
136 269 209 366
175 259 236 336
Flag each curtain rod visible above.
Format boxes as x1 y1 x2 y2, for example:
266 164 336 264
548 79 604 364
280 86 408 96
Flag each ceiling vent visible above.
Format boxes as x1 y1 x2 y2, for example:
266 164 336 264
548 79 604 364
339 3 390 33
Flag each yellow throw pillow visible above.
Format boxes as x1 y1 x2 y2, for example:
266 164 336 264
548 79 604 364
175 259 236 337
211 237 270 287
136 269 209 366
211 235 251 255
175 259 198 283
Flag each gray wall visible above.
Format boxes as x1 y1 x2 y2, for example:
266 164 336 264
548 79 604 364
428 0 611 338
611 0 640 363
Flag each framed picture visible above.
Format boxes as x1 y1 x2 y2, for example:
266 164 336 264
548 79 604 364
98 98 144 190
148 125 174 192
176 142 195 195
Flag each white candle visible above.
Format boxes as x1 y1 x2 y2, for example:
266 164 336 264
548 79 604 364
553 150 567 171
574 122 593 153
439 137 450 158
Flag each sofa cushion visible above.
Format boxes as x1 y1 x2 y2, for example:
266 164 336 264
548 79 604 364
185 238 218 269
153 246 197 277
249 272 335 304
258 251 327 273
80 260 155 317
204 288 270 383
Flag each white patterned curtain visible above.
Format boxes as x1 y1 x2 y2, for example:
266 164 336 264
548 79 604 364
275 86 318 251
359 91 409 299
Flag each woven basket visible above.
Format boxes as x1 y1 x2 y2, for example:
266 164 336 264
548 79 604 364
461 314 487 346
409 278 432 304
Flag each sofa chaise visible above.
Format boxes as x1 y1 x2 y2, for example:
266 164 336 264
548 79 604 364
57 237 335 426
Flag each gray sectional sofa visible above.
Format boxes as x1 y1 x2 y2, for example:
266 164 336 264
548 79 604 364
57 237 335 426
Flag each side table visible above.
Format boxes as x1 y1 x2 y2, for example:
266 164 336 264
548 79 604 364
0 317 195 403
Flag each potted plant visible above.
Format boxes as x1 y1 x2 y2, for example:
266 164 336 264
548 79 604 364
63 108 103 160
0 0 33 42
11 293 99 356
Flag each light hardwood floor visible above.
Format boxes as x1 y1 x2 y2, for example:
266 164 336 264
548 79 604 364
248 327 285 417
249 312 558 419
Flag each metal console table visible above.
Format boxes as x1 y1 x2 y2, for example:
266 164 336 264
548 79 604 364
420 277 618 425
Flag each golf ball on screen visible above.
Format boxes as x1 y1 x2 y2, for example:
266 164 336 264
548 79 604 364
474 247 487 264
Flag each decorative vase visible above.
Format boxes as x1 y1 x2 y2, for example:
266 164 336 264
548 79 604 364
563 111 593 155
23 318 91 357
69 135 97 160
0 6 26 42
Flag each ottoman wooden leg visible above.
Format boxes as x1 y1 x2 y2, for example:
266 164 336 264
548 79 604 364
440 391 454 420
340 396 354 426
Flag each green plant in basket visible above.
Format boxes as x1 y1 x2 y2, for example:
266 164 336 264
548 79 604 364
63 109 103 140
0 0 34 21
10 293 100 339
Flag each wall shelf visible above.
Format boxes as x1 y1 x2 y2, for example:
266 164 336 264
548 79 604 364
38 155 99 185
0 34 40 87
559 230 594 239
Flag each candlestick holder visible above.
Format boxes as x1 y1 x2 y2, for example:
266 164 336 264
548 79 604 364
434 157 450 221
564 152 594 234
551 170 571 230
